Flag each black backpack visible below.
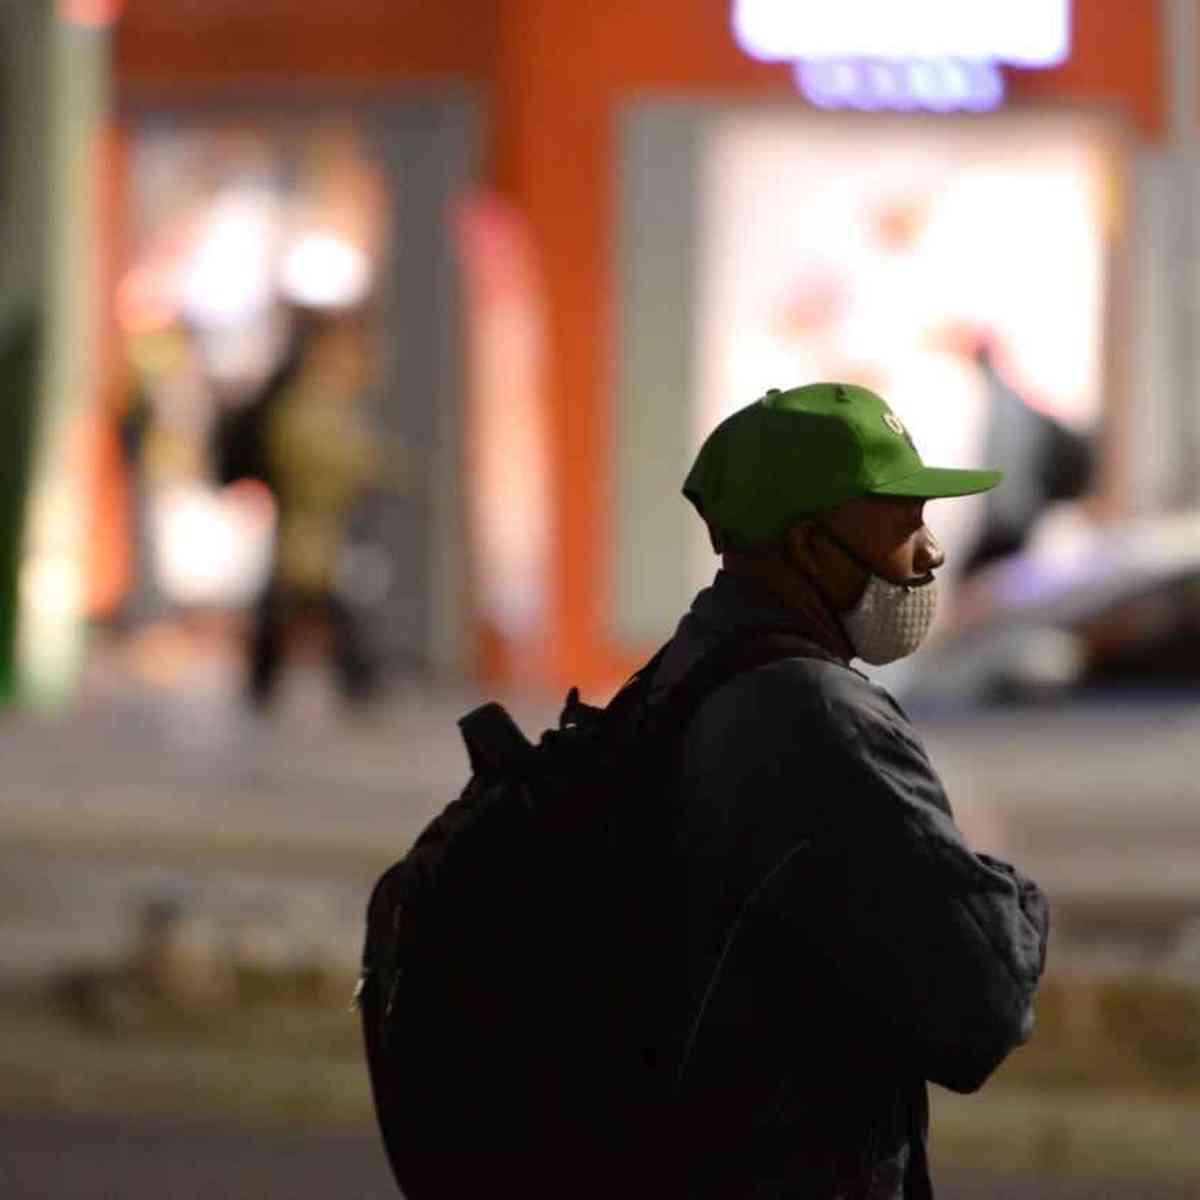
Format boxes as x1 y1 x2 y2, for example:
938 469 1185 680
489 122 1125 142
357 633 836 1199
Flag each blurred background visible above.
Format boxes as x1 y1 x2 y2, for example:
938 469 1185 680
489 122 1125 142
2 1 1200 1196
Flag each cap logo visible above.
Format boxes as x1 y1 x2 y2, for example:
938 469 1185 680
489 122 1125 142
883 411 907 437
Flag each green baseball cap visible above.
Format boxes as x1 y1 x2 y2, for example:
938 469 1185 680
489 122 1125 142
683 382 1002 545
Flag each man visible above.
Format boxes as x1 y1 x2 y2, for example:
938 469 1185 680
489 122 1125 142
656 383 1049 1199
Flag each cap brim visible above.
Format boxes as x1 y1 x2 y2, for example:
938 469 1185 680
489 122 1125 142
870 466 1003 499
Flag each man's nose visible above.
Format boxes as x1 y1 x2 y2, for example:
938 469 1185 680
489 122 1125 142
914 529 945 575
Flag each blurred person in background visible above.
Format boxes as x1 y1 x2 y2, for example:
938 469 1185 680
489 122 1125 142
215 306 381 708
960 338 1095 577
662 383 1049 1199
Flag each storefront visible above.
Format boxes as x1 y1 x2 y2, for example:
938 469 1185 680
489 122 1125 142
481 1 1165 693
35 1 1175 700
87 4 492 700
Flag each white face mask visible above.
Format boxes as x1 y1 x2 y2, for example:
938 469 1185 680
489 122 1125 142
840 571 939 666
816 525 939 666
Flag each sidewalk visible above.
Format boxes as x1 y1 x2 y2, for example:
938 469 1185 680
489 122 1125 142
5 648 1200 1191
5 637 1200 986
4 1110 1193 1200
1 654 562 869
0 653 562 986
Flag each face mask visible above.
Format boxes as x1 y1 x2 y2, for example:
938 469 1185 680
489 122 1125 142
840 571 939 665
819 527 939 665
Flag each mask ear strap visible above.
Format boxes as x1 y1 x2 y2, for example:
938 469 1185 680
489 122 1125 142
817 525 877 578
778 530 854 636
818 525 934 590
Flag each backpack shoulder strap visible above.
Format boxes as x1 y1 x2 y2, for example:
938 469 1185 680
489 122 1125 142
645 632 845 742
545 633 840 754
593 642 674 729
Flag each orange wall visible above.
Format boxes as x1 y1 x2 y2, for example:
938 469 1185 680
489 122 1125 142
1008 0 1163 134
113 0 1168 691
491 1 795 691
116 0 499 83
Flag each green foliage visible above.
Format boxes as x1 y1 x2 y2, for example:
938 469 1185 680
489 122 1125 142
0 315 39 704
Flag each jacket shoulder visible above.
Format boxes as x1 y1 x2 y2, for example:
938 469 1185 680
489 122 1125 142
698 652 904 738
682 651 951 827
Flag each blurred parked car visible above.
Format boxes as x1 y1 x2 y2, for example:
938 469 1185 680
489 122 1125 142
890 510 1200 710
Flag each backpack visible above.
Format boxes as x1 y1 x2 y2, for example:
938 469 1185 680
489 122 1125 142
356 633 837 1199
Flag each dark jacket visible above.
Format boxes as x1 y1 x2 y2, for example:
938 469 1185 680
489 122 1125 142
656 571 1049 1199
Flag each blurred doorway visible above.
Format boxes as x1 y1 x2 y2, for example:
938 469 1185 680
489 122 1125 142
103 91 477 702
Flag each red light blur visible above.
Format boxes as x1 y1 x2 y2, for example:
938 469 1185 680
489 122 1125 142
58 0 125 28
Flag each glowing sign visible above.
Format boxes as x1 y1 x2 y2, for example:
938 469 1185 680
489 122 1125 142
733 0 1071 67
797 59 1006 113
733 0 1070 113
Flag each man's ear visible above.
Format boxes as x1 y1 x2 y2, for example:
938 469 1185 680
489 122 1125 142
784 519 823 576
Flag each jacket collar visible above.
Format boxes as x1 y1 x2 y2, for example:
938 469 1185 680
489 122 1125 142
650 569 854 702
691 570 852 665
